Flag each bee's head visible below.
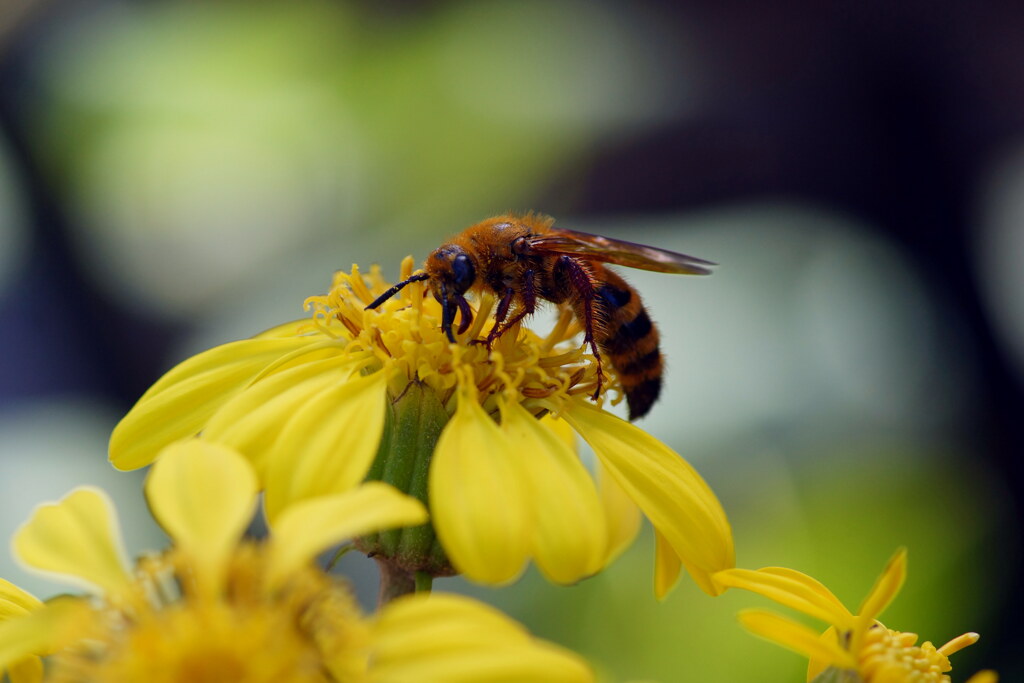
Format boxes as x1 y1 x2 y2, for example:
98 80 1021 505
425 245 476 297
425 245 477 342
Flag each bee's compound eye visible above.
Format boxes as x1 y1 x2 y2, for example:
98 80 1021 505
452 253 475 293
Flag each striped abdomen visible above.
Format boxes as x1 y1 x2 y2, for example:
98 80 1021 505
592 267 662 420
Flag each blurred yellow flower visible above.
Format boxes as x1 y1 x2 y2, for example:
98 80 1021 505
715 550 995 683
0 440 593 682
109 257 733 597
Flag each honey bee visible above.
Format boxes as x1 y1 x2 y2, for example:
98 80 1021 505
366 213 713 419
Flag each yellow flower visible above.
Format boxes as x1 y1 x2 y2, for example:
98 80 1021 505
0 440 594 682
109 258 734 597
715 550 996 683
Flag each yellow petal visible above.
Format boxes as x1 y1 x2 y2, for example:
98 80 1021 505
266 482 427 590
596 462 641 566
109 337 315 470
0 598 86 671
714 567 853 629
253 319 316 339
7 654 44 683
0 580 42 620
263 370 389 523
145 440 258 596
202 356 360 478
561 400 734 595
429 386 529 585
372 593 594 682
737 610 856 670
806 625 849 682
653 529 682 600
501 402 606 584
856 548 907 622
964 672 998 683
12 488 131 596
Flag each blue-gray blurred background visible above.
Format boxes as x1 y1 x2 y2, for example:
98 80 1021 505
1 2 1021 681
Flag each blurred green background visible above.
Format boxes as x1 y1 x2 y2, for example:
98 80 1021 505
1 2 1021 680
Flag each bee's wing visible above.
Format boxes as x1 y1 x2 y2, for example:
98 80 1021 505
530 228 715 275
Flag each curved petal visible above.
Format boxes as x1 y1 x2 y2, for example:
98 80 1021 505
109 337 316 470
597 462 641 566
561 400 734 595
7 654 44 683
805 625 849 682
429 385 529 585
737 610 855 671
856 549 907 623
653 530 682 600
714 567 853 629
12 488 131 596
372 593 594 682
0 580 41 620
145 440 258 596
0 599 84 673
501 402 606 584
263 370 389 523
267 482 427 590
964 672 998 683
202 356 360 478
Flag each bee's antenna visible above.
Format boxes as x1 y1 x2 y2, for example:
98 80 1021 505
364 272 430 310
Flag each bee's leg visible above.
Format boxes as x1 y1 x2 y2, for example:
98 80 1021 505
554 256 604 400
484 270 536 349
455 295 474 335
477 287 516 349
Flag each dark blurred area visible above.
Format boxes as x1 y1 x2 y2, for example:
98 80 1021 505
1 1 1021 679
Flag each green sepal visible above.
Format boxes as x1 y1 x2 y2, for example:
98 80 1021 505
809 667 862 683
358 380 454 578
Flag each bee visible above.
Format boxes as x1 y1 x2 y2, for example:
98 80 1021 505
366 213 714 419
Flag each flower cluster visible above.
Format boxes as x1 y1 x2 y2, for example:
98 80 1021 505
0 441 592 682
0 256 996 682
109 258 733 597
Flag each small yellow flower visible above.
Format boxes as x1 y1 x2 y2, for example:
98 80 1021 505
715 550 996 683
0 441 594 682
109 258 734 597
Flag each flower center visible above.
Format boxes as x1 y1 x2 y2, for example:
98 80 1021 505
305 257 610 418
45 546 369 683
858 626 979 683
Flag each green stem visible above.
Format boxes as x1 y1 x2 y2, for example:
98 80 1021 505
414 571 433 593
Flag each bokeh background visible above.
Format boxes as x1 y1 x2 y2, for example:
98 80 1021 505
1 1 1021 680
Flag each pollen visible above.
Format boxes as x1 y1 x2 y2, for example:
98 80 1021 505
45 545 369 683
857 626 979 683
304 257 614 418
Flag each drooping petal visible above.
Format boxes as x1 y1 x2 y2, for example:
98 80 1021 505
561 399 734 595
596 462 641 566
109 337 317 471
267 482 427 589
12 488 132 596
201 356 361 478
263 370 389 523
429 384 529 585
653 529 682 600
737 610 856 671
0 580 41 619
371 593 594 682
501 402 606 584
144 440 258 596
714 567 853 630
